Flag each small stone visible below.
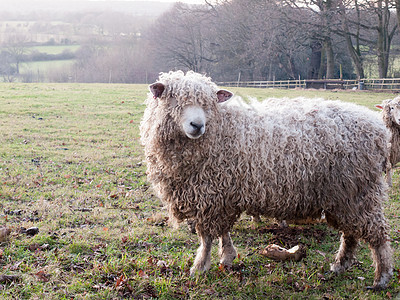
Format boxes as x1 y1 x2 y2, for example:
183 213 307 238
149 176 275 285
157 260 167 267
26 227 39 236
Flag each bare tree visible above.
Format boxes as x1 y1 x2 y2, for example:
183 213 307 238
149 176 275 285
0 50 17 82
207 0 311 81
4 32 29 75
149 3 217 73
70 37 156 83
337 0 365 79
338 0 398 78
371 0 398 78
281 0 341 79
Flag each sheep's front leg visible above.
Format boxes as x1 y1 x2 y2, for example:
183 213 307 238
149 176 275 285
330 233 358 274
190 234 213 275
385 168 393 187
219 232 237 267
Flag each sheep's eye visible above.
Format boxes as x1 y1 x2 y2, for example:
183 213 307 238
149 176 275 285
390 106 394 110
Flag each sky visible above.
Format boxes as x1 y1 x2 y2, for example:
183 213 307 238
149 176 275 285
0 0 206 5
90 0 205 2
0 0 208 15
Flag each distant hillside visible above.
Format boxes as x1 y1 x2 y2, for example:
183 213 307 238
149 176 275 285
0 0 174 17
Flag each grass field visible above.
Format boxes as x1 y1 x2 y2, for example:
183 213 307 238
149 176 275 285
0 84 399 299
20 60 75 77
28 45 81 55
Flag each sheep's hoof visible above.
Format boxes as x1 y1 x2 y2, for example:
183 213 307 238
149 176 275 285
189 264 209 276
219 257 234 267
189 267 204 277
330 263 346 274
366 284 385 291
330 258 357 274
366 272 392 291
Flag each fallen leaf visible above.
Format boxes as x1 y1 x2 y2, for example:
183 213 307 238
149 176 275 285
147 257 154 266
138 270 148 278
115 274 125 288
35 270 50 282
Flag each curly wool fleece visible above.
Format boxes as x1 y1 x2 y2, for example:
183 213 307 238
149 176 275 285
140 70 392 290
376 97 400 186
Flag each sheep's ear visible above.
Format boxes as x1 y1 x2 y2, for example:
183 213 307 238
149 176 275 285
375 104 383 110
217 89 233 103
149 83 165 99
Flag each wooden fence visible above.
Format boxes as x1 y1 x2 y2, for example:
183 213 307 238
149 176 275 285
219 78 400 91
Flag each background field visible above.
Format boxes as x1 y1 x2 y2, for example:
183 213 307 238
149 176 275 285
0 84 399 299
27 45 81 55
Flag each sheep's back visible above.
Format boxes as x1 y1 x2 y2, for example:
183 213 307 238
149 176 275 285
212 98 389 219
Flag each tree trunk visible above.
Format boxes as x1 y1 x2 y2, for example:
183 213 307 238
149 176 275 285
324 37 335 79
309 41 322 79
339 0 364 79
321 0 335 79
395 0 400 34
376 0 397 78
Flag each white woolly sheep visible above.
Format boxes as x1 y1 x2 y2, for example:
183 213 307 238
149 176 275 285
140 71 393 290
376 97 400 186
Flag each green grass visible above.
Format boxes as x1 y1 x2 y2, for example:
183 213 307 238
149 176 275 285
20 60 75 75
28 45 81 55
0 84 399 299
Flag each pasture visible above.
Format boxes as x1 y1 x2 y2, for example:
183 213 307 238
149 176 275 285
0 83 399 299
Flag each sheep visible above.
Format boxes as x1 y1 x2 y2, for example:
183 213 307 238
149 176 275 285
376 96 400 186
140 70 393 290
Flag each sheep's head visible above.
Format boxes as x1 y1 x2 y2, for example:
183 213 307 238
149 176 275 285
376 97 400 126
149 71 233 139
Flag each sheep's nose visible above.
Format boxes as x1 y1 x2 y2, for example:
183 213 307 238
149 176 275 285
190 121 204 131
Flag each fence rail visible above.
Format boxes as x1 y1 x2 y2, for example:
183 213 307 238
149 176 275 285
219 78 400 91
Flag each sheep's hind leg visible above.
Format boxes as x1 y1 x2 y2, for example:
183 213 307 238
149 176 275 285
366 237 393 290
190 234 213 275
219 232 237 267
330 233 359 274
385 168 393 187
